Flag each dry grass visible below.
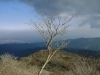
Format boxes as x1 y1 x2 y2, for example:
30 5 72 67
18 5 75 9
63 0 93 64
0 53 39 75
73 57 100 75
0 50 100 75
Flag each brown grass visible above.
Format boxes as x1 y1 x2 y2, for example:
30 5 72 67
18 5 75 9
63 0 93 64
0 53 39 75
0 50 100 75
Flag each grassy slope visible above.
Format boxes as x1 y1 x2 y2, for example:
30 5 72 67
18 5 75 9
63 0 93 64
0 50 100 75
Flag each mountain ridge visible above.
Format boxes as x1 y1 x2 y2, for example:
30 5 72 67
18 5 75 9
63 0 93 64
0 37 100 57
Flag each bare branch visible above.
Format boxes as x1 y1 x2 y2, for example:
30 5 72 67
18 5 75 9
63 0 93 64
29 12 74 75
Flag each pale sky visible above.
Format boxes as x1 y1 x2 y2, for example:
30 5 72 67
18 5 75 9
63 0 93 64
0 0 100 44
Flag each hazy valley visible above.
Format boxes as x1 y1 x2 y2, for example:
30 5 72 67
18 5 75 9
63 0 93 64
0 37 100 58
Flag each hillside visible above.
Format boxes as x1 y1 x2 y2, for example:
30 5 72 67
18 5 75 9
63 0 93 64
0 49 100 75
19 50 100 75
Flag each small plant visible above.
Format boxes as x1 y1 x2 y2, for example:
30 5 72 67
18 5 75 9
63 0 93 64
0 53 39 75
0 53 17 62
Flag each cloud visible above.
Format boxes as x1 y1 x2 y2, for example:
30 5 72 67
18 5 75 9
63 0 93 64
79 14 100 28
1 0 100 28
19 0 100 14
19 0 100 28
0 29 43 43
89 15 100 28
19 0 75 15
0 39 25 44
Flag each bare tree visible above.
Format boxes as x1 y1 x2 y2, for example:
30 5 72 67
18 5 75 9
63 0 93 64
29 13 74 75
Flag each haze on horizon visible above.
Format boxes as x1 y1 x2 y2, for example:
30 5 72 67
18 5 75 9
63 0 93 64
0 0 100 44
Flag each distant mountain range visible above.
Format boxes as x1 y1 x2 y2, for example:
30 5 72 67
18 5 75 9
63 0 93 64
0 43 46 55
67 37 100 50
0 37 100 57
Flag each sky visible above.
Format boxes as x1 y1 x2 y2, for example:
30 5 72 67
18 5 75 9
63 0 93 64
0 0 100 44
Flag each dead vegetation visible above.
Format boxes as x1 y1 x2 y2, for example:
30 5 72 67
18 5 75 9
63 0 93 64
0 50 100 75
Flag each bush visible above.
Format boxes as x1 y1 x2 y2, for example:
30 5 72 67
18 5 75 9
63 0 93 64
0 53 39 75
